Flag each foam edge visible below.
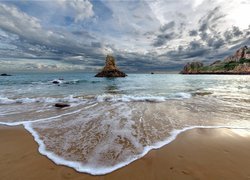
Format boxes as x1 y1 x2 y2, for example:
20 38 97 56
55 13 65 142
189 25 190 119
22 124 250 175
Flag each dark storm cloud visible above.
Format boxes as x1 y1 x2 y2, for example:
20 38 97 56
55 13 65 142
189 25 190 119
166 41 210 60
198 6 226 28
159 21 175 32
113 51 181 72
189 30 198 36
188 6 246 50
152 33 176 47
207 37 225 49
91 42 102 48
196 6 227 47
224 26 244 40
199 23 208 32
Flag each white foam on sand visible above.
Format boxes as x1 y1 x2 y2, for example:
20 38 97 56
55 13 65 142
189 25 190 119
22 123 250 175
1 104 249 175
0 95 249 175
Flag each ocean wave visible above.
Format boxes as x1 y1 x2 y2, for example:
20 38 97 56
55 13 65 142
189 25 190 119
0 92 192 105
0 95 82 105
96 94 166 102
49 79 92 85
95 93 192 102
63 79 89 84
173 92 192 99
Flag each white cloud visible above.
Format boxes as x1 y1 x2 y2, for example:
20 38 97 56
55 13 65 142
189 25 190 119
0 58 89 72
0 3 99 57
56 0 94 22
0 3 42 39
0 0 249 72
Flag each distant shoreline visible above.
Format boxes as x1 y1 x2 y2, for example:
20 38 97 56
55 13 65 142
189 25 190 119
180 46 250 74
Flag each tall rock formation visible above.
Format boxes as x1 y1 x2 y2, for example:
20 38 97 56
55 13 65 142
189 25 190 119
95 55 127 77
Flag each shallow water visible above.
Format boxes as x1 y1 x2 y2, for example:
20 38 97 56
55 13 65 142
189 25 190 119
0 73 250 174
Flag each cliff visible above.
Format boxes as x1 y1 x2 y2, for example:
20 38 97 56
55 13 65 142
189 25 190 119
181 46 250 74
95 55 127 77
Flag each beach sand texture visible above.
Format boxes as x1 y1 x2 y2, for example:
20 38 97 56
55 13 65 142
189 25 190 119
1 126 250 180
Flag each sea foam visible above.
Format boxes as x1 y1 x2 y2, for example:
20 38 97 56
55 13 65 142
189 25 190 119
1 101 250 175
95 92 192 102
0 92 192 105
0 95 82 105
23 122 250 175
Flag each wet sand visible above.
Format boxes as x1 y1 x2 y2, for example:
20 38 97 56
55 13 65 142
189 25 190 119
1 125 250 180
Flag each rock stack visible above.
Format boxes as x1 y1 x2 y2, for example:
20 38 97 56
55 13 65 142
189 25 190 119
95 55 127 77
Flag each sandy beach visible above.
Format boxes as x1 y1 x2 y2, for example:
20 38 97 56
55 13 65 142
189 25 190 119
1 0 250 179
1 125 250 180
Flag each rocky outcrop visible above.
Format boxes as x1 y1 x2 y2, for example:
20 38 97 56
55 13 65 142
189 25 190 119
180 62 203 74
52 80 61 84
181 46 250 74
0 73 12 76
95 55 127 77
233 63 250 72
225 46 249 62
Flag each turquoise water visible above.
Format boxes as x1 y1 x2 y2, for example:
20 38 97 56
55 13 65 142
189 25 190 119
0 73 250 175
1 72 249 99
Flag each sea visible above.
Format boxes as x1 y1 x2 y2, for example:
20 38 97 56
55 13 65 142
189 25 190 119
0 72 250 175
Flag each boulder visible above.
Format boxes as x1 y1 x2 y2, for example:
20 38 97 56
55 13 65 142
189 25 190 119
52 81 60 84
95 55 127 77
52 79 62 84
55 103 70 108
0 73 12 76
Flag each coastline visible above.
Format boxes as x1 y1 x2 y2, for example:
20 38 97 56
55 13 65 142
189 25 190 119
1 125 250 180
180 72 250 75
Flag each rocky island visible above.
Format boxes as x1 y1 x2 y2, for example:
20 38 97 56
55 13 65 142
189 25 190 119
181 46 250 74
0 73 12 76
95 55 127 77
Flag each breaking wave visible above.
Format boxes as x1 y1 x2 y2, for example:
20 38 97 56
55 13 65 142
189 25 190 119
0 92 192 105
0 95 82 105
95 93 192 102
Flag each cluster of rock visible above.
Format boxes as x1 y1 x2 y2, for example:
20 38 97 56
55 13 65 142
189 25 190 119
181 46 250 74
95 55 127 77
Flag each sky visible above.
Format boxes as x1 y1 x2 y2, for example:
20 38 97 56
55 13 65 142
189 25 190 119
0 0 249 73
